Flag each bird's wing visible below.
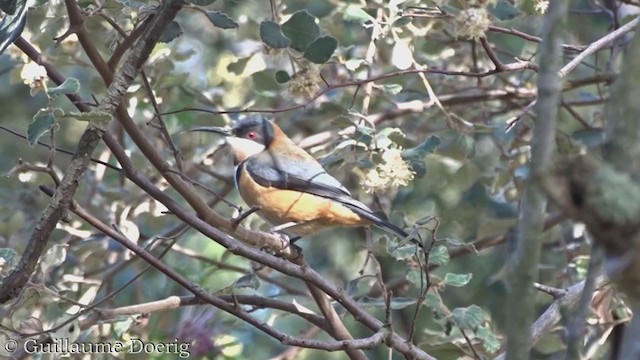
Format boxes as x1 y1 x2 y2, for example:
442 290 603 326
245 152 383 219
247 150 353 198
245 150 412 241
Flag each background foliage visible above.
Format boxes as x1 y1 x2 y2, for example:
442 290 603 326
0 0 637 359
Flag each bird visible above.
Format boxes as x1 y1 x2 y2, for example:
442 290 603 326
190 117 420 247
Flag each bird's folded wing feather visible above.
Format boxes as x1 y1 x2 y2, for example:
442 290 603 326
245 152 369 211
245 152 411 240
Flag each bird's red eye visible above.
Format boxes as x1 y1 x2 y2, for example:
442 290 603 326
247 131 257 139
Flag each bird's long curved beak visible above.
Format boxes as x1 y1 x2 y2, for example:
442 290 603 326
188 126 232 137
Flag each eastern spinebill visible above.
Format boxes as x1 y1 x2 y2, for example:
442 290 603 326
191 117 420 247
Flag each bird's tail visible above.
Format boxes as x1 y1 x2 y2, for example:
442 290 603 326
342 203 423 248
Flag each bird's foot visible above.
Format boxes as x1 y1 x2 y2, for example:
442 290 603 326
231 205 261 230
289 236 301 244
266 228 303 258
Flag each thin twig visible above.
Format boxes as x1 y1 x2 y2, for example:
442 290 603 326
507 15 640 132
141 69 186 173
0 0 184 303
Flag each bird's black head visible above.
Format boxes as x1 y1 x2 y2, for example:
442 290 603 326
230 117 275 148
188 116 276 163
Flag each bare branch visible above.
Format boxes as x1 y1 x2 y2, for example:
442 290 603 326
493 275 609 360
505 2 566 358
0 0 185 304
507 15 640 132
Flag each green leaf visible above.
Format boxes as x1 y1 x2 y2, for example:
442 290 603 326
187 0 217 4
260 21 291 49
206 11 239 29
281 10 320 52
402 135 441 178
0 0 27 54
404 135 441 158
381 84 403 95
343 6 374 24
159 21 183 43
303 35 337 63
425 292 446 318
358 296 416 310
375 127 405 149
450 305 486 329
443 273 472 287
388 242 417 261
405 269 425 287
275 70 291 83
47 78 80 97
489 0 522 21
477 325 501 353
389 297 417 309
27 109 56 146
64 111 112 123
428 245 450 266
234 273 260 290
443 238 478 254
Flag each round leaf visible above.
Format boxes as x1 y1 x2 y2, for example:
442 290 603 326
303 35 338 64
450 305 486 329
206 11 239 29
260 21 291 49
27 109 56 146
281 10 320 52
158 21 183 43
489 0 522 21
443 273 472 287
428 245 450 266
234 273 260 290
274 70 291 83
47 77 80 97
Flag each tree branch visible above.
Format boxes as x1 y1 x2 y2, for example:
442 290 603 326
78 295 330 334
494 275 609 360
0 0 185 304
505 1 566 359
66 0 296 256
507 15 640 132
305 276 367 360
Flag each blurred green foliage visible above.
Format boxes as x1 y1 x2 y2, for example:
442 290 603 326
0 0 627 359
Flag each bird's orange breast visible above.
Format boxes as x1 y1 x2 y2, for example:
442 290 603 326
237 166 367 236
